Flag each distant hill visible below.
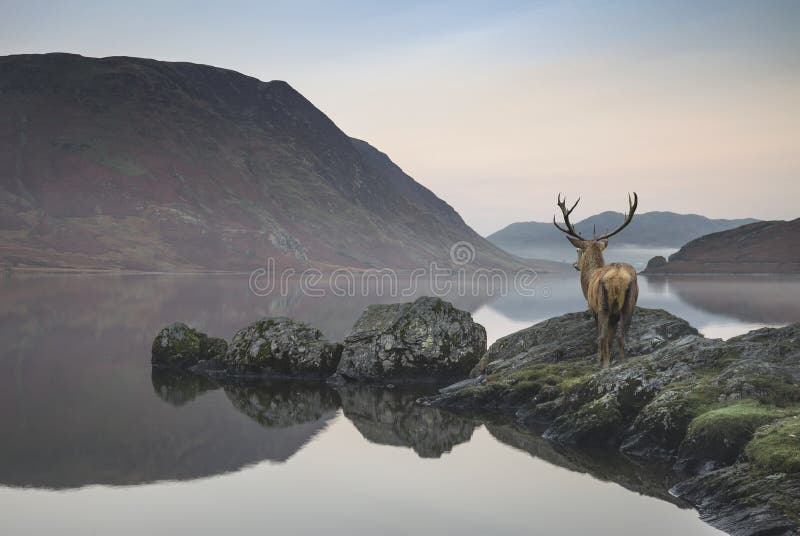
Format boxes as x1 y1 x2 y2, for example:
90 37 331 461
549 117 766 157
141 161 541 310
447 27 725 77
488 211 758 265
0 53 546 272
642 219 800 274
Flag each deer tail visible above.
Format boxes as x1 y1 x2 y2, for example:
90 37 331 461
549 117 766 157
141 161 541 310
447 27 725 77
602 267 633 315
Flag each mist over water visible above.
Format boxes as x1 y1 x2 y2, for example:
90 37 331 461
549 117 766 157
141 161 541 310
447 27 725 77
517 245 679 272
1 272 794 535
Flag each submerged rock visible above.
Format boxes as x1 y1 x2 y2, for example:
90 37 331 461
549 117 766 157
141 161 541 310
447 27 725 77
335 296 486 384
151 322 228 369
223 318 343 380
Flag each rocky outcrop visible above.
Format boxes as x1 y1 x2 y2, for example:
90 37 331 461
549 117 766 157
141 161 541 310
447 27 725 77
151 322 228 369
335 296 487 384
425 308 800 535
223 318 343 380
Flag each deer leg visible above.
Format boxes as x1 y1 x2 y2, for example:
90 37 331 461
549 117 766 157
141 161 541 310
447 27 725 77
616 319 627 363
607 322 618 365
596 313 610 368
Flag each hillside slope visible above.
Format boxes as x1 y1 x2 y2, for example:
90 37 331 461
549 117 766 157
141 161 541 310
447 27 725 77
643 219 800 274
0 53 540 272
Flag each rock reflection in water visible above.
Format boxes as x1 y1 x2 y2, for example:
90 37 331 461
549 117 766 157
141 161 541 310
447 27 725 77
486 423 685 506
151 369 219 406
336 385 477 458
223 382 340 428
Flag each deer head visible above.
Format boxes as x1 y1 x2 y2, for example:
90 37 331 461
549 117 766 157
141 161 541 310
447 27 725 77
553 193 638 272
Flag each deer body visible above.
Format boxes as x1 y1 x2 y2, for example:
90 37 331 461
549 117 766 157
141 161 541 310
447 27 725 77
574 241 638 367
554 193 640 368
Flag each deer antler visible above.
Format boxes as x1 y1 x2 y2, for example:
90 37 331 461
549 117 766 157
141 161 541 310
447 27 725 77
595 192 638 240
553 193 586 240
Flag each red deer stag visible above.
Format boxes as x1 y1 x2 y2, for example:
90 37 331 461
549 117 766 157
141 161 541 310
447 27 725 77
553 193 639 368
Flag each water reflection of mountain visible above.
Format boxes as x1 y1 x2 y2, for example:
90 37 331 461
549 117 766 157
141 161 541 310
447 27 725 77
0 381 337 489
654 276 800 325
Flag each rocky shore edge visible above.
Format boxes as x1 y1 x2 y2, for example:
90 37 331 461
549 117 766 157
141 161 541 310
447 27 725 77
152 299 799 536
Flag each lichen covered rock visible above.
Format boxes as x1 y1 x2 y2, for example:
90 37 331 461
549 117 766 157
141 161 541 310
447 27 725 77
223 317 342 379
151 322 228 368
335 296 486 384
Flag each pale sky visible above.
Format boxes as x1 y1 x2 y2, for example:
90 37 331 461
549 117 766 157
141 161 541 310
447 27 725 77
2 0 798 234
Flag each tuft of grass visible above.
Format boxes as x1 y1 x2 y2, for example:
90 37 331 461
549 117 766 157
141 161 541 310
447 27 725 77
745 415 800 474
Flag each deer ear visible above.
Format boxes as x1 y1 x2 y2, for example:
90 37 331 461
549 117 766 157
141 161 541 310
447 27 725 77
567 236 584 248
598 239 609 250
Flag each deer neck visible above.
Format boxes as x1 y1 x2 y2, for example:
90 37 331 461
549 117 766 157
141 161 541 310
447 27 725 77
579 246 606 299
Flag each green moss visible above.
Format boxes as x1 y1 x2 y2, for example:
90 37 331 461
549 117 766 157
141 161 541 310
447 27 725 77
663 377 721 417
680 401 791 465
498 361 593 399
745 415 800 474
741 375 800 405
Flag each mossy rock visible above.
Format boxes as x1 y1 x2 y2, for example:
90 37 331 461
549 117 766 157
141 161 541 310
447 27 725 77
151 322 226 368
677 400 790 473
621 377 722 459
745 415 800 474
544 393 623 445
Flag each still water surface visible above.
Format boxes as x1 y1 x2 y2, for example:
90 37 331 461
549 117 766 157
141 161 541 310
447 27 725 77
1 272 798 535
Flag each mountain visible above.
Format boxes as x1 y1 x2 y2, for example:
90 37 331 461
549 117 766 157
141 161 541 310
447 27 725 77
642 219 800 274
488 211 758 264
0 53 544 272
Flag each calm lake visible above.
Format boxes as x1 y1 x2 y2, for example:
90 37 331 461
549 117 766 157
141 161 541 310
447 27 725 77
2 272 798 535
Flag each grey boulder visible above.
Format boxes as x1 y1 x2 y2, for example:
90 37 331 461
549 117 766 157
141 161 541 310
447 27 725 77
336 296 486 384
223 317 342 379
